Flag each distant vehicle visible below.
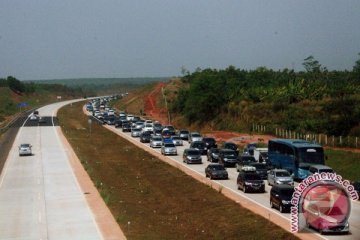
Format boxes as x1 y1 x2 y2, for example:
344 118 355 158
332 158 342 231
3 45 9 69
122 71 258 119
106 116 116 125
268 139 325 180
134 121 145 129
267 169 294 186
308 165 334 175
244 142 257 155
259 152 269 164
38 117 46 124
205 163 228 180
143 123 154 132
171 136 183 146
131 128 141 137
178 129 189 140
122 122 132 132
236 155 256 172
19 143 32 156
29 114 38 121
207 148 220 162
254 148 268 162
270 184 294 213
218 149 238 167
222 142 239 155
237 166 265 193
126 114 134 121
161 129 172 139
163 125 176 135
183 148 202 164
248 162 268 180
153 122 163 131
150 135 163 148
188 132 202 143
190 141 207 155
161 143 177 156
33 110 39 115
202 137 217 150
140 131 152 143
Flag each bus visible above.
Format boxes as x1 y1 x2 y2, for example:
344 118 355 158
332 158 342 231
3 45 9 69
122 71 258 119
268 139 325 180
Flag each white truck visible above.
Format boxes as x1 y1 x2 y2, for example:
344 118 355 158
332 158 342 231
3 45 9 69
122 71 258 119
253 148 268 162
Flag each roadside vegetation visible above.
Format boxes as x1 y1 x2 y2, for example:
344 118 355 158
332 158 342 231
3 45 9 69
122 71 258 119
170 56 360 137
325 149 360 181
58 101 298 240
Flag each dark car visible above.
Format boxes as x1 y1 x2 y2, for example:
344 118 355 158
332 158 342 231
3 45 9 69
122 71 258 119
236 154 256 172
190 141 207 155
163 125 176 135
179 129 190 140
222 142 239 155
122 122 132 132
259 151 268 164
140 131 151 143
183 148 202 164
270 184 295 213
205 163 228 180
248 162 268 180
237 167 265 193
202 137 217 151
161 129 172 139
105 116 116 125
218 149 238 167
207 148 220 162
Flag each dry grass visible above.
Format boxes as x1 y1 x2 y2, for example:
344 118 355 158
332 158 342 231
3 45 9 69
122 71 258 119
58 101 298 240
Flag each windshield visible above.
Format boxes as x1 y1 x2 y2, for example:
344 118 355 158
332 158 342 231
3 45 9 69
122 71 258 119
280 189 295 198
241 156 255 162
188 150 200 155
210 165 226 171
192 143 205 148
275 171 290 177
245 174 261 180
297 147 324 165
152 137 162 141
252 164 267 170
165 144 175 147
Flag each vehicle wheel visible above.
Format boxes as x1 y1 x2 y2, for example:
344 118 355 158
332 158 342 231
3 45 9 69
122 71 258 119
279 204 284 213
243 186 247 193
209 175 213 180
267 180 271 186
236 164 239 172
270 200 274 208
237 184 240 190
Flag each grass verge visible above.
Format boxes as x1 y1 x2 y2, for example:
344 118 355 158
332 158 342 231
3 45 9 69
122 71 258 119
58 101 298 240
325 149 360 181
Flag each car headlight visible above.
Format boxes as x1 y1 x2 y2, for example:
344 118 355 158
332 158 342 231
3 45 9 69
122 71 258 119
275 180 282 184
282 200 290 204
245 182 252 185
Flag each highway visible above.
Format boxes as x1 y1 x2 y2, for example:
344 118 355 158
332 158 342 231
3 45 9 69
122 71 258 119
94 111 360 240
0 100 109 240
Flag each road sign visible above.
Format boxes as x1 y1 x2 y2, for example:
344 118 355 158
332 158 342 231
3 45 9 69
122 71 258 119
17 102 28 107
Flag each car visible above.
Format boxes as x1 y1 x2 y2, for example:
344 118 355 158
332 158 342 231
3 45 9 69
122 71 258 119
154 129 162 136
248 162 268 180
222 142 239 155
106 116 116 125
153 122 163 131
150 135 163 148
190 141 207 155
183 148 202 164
163 125 176 135
161 129 172 139
270 184 295 213
29 114 38 121
140 131 152 143
143 123 154 132
259 151 269 164
207 148 220 162
218 149 238 167
178 129 189 140
161 142 177 155
33 110 39 115
126 114 134 121
244 142 257 156
237 166 265 193
122 122 132 132
236 154 256 172
134 121 145 129
38 117 46 124
267 169 294 186
308 164 334 175
188 132 202 143
131 128 142 137
19 143 32 156
171 136 183 146
202 137 217 151
205 163 228 180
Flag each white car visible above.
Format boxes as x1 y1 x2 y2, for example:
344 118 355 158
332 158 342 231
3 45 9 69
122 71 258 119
143 123 154 132
150 136 163 148
161 143 177 156
171 136 183 146
19 143 32 156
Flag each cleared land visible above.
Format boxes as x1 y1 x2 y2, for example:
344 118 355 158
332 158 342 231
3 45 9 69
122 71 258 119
58 101 297 240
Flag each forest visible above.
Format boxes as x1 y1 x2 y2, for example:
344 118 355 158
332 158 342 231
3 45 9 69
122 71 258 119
171 56 360 137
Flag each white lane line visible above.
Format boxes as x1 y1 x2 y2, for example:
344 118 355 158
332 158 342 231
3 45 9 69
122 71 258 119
0 114 29 188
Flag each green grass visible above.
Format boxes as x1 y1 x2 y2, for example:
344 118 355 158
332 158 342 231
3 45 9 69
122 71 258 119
325 149 360 181
58 101 298 240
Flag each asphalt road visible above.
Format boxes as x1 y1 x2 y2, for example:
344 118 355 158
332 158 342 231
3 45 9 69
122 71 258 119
98 118 360 240
0 100 103 240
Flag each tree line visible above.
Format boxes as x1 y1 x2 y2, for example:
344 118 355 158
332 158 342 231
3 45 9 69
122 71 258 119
171 56 360 137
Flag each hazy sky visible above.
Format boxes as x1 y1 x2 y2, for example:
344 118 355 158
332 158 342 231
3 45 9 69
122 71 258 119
1 0 360 80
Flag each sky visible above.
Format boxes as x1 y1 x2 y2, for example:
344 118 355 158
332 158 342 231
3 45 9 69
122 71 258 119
1 0 360 80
